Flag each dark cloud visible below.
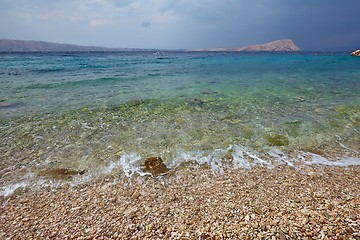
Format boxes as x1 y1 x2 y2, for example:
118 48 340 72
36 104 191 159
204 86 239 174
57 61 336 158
170 0 360 50
253 0 360 50
141 21 151 28
0 0 359 50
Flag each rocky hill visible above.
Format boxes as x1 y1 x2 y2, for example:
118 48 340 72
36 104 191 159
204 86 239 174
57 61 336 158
190 39 301 52
236 39 301 51
0 39 135 52
351 50 360 56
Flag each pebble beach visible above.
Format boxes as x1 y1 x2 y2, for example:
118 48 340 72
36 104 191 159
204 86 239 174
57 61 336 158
1 164 359 239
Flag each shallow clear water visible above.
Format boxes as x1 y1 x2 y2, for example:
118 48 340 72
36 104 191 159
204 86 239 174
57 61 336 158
1 51 359 195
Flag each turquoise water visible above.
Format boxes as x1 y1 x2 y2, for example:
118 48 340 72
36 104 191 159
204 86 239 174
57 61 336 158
0 51 359 195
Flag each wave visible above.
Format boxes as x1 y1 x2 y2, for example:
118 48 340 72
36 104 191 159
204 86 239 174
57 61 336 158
1 145 359 197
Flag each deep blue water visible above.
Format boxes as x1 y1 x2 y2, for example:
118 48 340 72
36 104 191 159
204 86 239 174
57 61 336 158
1 51 359 118
0 51 359 195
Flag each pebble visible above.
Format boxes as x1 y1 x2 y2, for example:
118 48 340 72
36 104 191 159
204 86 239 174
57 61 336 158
300 208 311 216
254 207 263 215
345 226 354 234
131 191 141 200
124 207 138 219
145 223 154 232
279 231 287 240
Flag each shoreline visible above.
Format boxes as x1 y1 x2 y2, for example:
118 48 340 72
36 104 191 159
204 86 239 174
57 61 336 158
1 164 359 239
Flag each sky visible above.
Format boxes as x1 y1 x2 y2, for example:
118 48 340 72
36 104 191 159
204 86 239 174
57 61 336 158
0 0 359 51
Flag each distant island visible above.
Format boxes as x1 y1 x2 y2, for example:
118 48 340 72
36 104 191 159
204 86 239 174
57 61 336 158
0 38 300 52
189 39 301 52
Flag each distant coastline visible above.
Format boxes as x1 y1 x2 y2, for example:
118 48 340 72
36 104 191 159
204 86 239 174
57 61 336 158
0 38 301 53
0 39 154 53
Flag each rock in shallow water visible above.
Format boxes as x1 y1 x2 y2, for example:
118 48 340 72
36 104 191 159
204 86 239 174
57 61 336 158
187 98 206 107
38 168 85 180
266 133 289 146
144 156 169 176
0 101 23 108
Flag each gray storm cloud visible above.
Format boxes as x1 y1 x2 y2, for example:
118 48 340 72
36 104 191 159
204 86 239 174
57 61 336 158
0 0 359 50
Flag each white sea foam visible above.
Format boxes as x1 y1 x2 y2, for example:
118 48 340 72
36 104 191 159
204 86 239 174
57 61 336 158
105 146 360 179
105 152 149 177
168 145 273 174
169 148 227 175
267 147 294 167
1 181 28 197
230 145 272 169
2 146 359 196
338 142 359 154
300 152 360 166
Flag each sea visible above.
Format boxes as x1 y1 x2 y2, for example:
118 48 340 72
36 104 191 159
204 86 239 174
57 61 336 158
1 51 359 196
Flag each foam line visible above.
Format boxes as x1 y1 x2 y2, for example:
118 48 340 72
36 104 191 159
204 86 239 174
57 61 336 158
301 152 360 166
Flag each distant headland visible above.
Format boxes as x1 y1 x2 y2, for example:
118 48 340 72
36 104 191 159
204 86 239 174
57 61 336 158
0 39 301 52
188 39 301 52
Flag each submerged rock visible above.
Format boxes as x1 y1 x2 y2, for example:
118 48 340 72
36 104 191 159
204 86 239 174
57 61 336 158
126 99 145 107
187 98 206 107
0 101 23 108
201 89 216 95
38 168 85 181
144 156 169 176
351 50 360 56
266 133 289 146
